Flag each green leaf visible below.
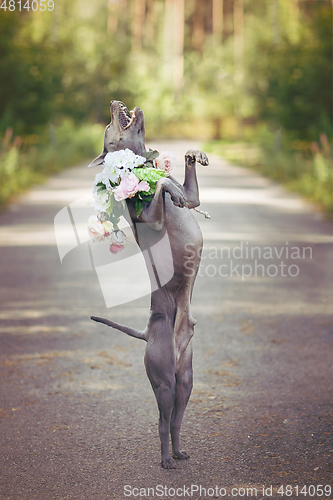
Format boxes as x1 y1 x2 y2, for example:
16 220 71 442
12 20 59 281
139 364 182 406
105 192 122 218
142 149 160 162
135 197 144 217
105 192 114 217
140 194 153 203
133 167 166 184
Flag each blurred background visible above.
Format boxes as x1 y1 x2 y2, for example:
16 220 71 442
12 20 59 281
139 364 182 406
0 0 332 211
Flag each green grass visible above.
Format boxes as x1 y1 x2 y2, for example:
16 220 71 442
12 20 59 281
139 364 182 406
0 120 104 206
203 139 333 215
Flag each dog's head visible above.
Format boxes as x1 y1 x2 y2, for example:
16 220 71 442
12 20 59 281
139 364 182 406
88 101 146 168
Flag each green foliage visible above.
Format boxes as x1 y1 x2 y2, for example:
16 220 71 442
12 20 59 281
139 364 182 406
0 11 64 135
132 166 165 216
184 37 235 119
0 121 104 205
135 197 144 218
105 192 123 228
250 4 332 142
0 0 331 207
141 149 160 167
0 0 331 141
0 0 134 135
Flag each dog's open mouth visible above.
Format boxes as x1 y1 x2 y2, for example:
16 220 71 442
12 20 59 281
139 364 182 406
117 102 136 129
118 102 132 128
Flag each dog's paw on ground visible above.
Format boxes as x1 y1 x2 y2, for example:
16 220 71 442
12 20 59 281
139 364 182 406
173 450 190 460
161 457 177 469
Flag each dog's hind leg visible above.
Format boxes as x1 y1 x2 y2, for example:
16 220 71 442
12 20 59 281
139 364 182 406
155 379 177 469
170 342 193 460
146 366 177 468
144 326 178 468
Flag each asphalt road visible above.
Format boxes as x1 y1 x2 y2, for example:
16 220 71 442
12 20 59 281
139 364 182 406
0 141 332 500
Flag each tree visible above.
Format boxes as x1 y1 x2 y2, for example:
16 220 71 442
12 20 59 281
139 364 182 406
251 3 333 141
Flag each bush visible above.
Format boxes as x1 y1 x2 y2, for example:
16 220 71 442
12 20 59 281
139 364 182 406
0 121 104 206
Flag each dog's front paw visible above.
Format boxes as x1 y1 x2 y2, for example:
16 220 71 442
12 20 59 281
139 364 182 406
173 450 190 460
185 150 209 167
170 190 186 208
161 457 177 469
163 179 186 208
196 151 209 166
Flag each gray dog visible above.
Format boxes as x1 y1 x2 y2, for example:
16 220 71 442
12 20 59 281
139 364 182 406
90 101 208 469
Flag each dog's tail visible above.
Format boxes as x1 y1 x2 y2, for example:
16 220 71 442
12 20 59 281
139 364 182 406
91 316 147 342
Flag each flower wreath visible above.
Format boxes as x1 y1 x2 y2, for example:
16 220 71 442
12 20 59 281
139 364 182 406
88 149 177 253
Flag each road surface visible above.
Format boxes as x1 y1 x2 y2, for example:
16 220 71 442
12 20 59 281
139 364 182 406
0 141 332 499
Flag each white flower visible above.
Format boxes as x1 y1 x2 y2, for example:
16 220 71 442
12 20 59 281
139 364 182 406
103 163 120 184
92 188 109 211
103 149 146 180
88 215 99 224
89 149 149 253
94 171 111 190
110 230 125 245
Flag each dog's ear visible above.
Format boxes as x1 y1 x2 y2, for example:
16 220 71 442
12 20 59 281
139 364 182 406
87 151 106 168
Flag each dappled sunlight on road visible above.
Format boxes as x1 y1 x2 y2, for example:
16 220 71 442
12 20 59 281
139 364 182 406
200 186 311 211
0 224 57 246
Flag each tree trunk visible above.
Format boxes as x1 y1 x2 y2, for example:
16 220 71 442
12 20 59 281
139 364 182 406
144 0 157 47
132 0 146 51
163 0 174 81
212 0 224 39
173 0 185 94
192 0 205 52
233 0 244 139
107 0 119 35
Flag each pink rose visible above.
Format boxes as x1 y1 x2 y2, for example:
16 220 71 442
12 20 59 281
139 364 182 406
154 151 177 176
88 218 105 242
137 180 150 193
113 172 150 201
110 243 124 254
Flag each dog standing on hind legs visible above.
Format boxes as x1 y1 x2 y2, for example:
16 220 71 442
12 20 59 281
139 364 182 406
89 100 209 469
